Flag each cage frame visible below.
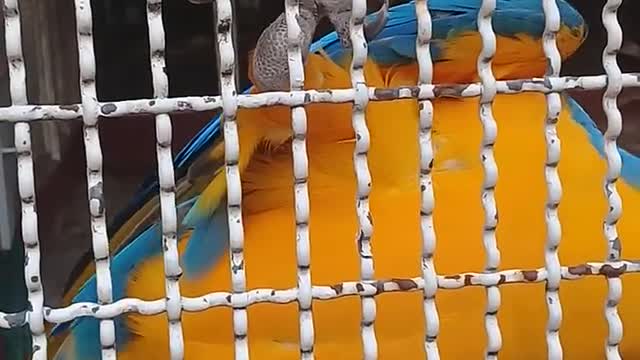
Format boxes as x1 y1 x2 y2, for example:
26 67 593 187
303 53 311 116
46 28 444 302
0 0 639 359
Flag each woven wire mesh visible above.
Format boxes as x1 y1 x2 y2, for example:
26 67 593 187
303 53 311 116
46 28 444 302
0 0 639 359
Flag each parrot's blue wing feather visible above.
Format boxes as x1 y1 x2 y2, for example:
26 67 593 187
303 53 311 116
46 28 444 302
315 0 585 66
50 222 161 358
565 96 640 190
107 110 226 238
180 200 230 277
51 194 225 358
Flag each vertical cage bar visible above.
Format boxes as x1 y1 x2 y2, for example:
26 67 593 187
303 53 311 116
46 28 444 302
414 0 440 359
213 0 249 358
476 0 502 358
601 0 624 359
145 1 185 359
541 0 564 359
73 0 117 358
349 0 378 358
283 0 315 358
3 1 46 358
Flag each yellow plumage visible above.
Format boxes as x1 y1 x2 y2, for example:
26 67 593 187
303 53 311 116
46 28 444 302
106 52 640 359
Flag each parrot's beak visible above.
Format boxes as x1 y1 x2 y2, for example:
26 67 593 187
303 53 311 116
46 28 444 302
364 0 389 41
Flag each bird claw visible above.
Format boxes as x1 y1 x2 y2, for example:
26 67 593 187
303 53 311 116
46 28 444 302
317 0 389 48
250 0 390 91
188 0 388 46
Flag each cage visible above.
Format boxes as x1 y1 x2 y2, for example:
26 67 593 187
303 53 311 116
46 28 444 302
0 0 640 359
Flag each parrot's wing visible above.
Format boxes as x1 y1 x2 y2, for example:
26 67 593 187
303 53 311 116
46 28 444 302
49 133 234 359
59 119 216 300
564 94 640 190
59 116 225 303
54 103 231 308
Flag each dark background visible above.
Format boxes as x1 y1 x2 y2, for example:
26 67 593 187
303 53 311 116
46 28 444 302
0 0 639 358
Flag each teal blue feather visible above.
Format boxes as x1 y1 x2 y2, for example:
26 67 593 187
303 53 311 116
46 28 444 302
565 96 640 189
181 200 229 278
313 0 585 65
51 199 199 358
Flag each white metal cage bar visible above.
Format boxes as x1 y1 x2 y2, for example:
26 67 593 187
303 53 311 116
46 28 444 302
601 0 625 359
476 0 502 358
145 1 186 359
1 262 639 341
541 0 564 359
0 73 640 123
74 0 118 358
283 0 316 358
3 0 47 358
20 260 640 324
414 0 440 359
213 0 250 358
349 0 378 358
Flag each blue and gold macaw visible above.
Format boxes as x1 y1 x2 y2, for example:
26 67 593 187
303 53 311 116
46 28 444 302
50 0 640 359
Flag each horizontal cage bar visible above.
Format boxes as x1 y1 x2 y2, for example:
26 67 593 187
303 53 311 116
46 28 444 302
0 74 637 123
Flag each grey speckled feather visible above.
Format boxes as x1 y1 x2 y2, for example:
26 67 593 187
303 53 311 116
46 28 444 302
251 0 389 91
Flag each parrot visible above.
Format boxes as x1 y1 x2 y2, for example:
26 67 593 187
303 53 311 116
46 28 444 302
49 0 640 359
